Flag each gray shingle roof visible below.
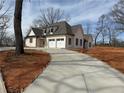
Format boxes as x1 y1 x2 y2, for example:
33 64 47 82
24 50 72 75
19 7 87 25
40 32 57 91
43 21 74 36
26 21 84 38
32 28 43 37
84 34 93 41
71 24 84 34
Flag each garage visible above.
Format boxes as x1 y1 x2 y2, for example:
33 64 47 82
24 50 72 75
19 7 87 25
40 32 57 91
56 38 65 48
48 39 56 48
48 38 65 48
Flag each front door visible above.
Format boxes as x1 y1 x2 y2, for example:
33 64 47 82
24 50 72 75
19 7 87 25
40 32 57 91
37 38 45 47
39 39 45 47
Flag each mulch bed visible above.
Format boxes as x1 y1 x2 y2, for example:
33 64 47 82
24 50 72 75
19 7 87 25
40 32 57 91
0 50 51 93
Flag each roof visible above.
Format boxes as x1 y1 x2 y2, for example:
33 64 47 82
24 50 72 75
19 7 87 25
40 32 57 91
84 34 93 41
44 21 74 36
71 24 84 34
32 28 43 37
25 21 86 38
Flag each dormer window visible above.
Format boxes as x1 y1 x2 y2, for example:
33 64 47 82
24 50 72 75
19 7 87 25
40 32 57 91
43 29 46 35
44 30 46 33
50 28 54 34
51 28 53 33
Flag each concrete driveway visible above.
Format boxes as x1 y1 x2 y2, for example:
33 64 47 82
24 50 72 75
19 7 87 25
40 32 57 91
23 49 124 93
0 73 7 93
0 47 15 51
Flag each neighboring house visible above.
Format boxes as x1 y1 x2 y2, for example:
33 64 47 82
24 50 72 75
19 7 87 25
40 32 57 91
25 21 93 48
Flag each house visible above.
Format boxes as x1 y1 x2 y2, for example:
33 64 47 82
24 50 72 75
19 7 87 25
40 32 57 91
83 34 93 49
25 21 93 48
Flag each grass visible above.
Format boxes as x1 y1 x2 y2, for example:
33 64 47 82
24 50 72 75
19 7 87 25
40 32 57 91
86 47 124 73
71 47 124 73
0 50 51 92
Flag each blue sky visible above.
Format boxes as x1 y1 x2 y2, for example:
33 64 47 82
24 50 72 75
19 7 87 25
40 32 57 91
4 0 124 40
22 0 118 29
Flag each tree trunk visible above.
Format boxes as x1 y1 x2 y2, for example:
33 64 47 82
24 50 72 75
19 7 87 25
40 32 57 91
95 30 103 46
108 28 112 46
102 35 105 45
14 0 24 55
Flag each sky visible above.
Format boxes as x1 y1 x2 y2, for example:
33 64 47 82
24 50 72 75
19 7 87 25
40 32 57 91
2 0 124 40
21 0 118 30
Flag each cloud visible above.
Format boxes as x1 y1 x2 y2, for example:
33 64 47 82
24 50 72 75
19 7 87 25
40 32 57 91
16 0 119 35
73 0 117 22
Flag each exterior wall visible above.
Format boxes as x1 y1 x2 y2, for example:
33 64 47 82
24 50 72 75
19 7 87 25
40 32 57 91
46 35 66 48
85 41 89 49
87 37 93 48
36 38 45 47
87 41 92 48
66 35 74 48
73 29 84 48
25 37 36 47
84 37 93 49
28 30 35 36
25 29 92 49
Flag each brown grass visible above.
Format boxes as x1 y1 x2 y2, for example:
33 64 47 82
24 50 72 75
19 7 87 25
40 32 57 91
0 50 51 92
85 47 124 73
71 47 124 73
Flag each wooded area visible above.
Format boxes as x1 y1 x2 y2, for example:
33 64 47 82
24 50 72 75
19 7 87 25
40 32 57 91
94 0 124 47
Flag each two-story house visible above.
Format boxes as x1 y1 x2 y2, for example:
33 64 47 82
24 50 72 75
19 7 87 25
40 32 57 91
25 21 93 48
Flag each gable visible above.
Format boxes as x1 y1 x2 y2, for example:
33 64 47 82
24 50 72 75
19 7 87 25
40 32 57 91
84 34 93 42
71 25 84 36
28 30 35 36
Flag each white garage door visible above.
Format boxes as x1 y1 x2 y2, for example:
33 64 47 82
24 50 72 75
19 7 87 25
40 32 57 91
57 38 65 48
48 39 56 48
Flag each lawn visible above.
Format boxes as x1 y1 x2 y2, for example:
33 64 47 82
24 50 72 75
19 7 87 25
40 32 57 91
72 47 124 73
0 50 51 92
86 47 124 73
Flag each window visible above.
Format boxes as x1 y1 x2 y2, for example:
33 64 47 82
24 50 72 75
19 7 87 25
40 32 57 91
49 39 55 41
80 39 82 46
57 39 60 41
89 42 91 47
51 28 53 33
44 30 46 33
68 38 71 45
76 38 78 46
43 29 46 35
50 28 54 34
57 38 64 41
30 38 33 43
61 39 64 41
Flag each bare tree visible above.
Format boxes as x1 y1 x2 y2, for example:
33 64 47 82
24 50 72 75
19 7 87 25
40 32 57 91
85 22 92 34
103 14 118 46
14 0 24 55
95 15 106 45
0 15 10 46
109 0 124 46
95 13 123 46
0 0 10 19
3 34 15 46
33 7 70 27
0 0 11 46
112 0 124 31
